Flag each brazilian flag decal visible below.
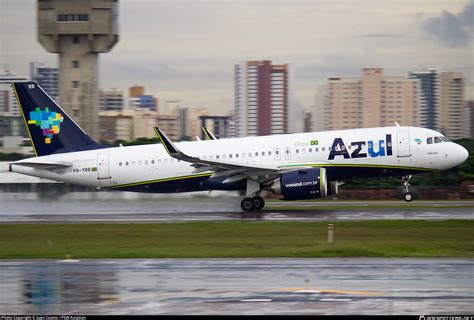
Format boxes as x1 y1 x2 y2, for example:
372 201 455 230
310 140 319 146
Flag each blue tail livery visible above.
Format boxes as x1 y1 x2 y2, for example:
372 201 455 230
12 81 105 156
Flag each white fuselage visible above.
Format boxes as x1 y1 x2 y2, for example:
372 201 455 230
11 126 468 191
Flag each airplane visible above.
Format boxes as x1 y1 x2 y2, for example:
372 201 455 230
9 82 469 211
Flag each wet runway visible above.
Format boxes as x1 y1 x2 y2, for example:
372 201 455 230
0 192 472 223
0 259 472 315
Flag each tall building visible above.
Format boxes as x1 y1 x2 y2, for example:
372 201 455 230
100 89 124 111
199 115 231 139
99 109 166 142
189 108 209 139
315 68 421 131
29 62 59 102
157 115 178 141
129 86 145 98
466 101 474 139
37 0 119 140
234 60 289 137
438 72 464 139
128 86 158 111
409 69 438 130
177 107 189 140
313 84 328 132
0 69 28 117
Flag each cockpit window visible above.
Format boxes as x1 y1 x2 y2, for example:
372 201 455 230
440 136 450 142
427 137 433 144
434 136 442 144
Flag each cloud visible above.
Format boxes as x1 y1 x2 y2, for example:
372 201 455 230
419 2 474 48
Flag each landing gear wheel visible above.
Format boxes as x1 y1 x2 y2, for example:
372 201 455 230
401 175 414 202
252 196 265 211
241 197 255 212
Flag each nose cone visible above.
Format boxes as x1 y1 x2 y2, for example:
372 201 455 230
456 144 469 166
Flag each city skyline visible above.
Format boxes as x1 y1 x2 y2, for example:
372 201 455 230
1 0 473 133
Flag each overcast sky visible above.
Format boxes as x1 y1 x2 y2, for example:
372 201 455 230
1 0 473 130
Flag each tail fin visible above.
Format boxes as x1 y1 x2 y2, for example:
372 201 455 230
12 81 104 157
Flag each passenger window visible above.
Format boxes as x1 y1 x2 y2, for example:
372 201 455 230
255 152 258 156
236 154 239 158
229 154 233 158
151 160 155 164
262 151 265 156
248 152 252 157
309 148 312 152
268 151 272 156
322 147 325 151
216 155 220 159
427 137 433 144
316 148 319 152
119 162 123 166
434 137 442 144
126 162 129 166
296 149 299 154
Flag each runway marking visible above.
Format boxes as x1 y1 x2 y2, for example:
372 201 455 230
280 287 382 296
241 299 272 302
320 298 352 302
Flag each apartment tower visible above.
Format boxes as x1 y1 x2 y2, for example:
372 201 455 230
234 60 289 137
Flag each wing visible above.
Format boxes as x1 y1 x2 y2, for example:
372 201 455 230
154 127 302 184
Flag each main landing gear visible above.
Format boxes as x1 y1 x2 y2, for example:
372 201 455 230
401 175 413 202
241 196 265 212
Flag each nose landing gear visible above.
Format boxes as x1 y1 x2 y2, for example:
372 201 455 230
401 175 413 202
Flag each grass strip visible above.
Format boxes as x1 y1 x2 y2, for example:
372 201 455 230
0 220 472 259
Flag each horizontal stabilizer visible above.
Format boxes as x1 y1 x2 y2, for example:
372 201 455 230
11 161 72 170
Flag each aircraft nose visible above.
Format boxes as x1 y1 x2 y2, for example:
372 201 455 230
456 144 469 165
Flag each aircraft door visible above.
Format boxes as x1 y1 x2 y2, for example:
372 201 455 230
397 131 411 157
97 153 111 179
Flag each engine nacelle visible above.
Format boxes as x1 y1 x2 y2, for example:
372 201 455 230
270 168 328 200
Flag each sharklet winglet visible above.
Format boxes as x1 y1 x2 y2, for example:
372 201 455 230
153 127 199 163
202 127 217 140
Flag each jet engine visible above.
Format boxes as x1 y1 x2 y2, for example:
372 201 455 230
269 168 329 200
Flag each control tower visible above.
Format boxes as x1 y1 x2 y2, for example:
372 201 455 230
37 0 119 140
